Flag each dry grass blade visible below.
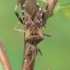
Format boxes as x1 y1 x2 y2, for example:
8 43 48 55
0 41 12 70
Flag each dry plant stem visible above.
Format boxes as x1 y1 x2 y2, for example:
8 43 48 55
22 42 35 70
46 0 58 19
42 0 58 26
0 41 12 70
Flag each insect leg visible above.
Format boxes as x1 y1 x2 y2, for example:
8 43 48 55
36 46 42 55
37 53 50 70
14 1 24 24
14 22 25 32
43 26 52 37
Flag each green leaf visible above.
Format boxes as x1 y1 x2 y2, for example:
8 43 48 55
53 1 70 18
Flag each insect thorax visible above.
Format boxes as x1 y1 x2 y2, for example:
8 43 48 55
25 11 44 45
22 2 44 45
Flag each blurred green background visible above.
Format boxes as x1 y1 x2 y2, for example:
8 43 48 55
0 0 70 70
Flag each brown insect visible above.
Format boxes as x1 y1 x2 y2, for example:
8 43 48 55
14 0 57 70
14 0 52 44
0 0 57 70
